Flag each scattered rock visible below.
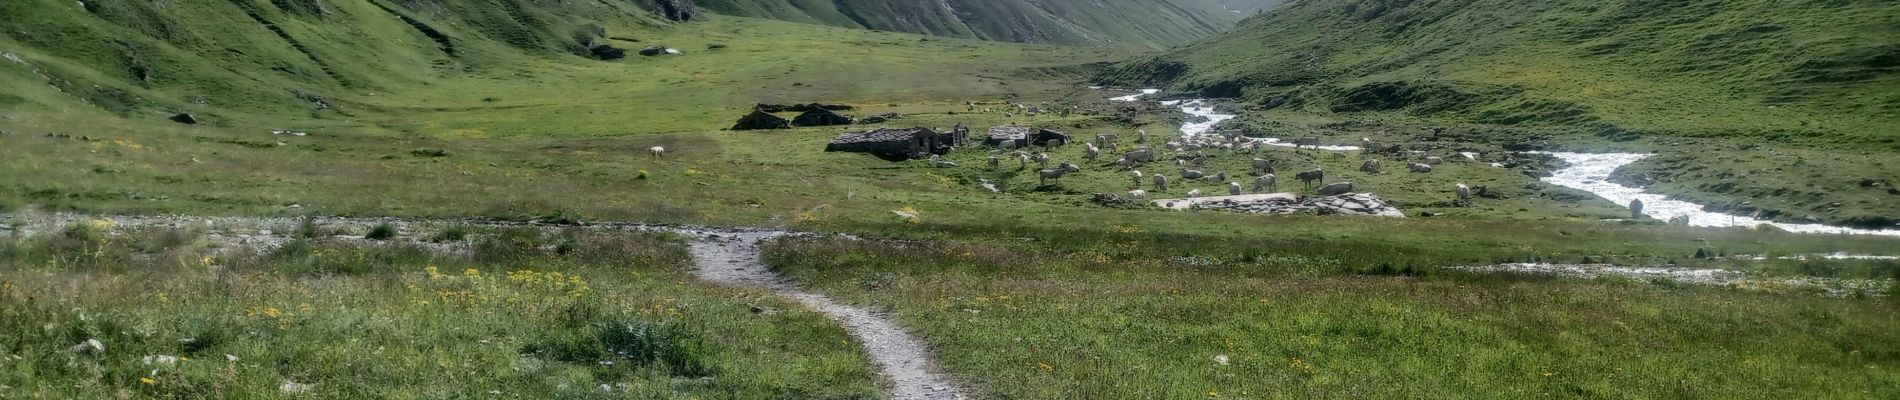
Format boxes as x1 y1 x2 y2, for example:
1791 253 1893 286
1186 192 1404 218
638 46 678 56
589 44 625 60
706 43 727 49
756 103 855 113
1408 163 1433 173
858 113 901 124
169 113 198 124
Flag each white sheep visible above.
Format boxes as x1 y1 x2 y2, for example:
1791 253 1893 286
1180 169 1205 180
1039 163 1081 185
1409 163 1433 173
1018 153 1031 169
1084 143 1100 161
1035 152 1051 169
1131 170 1144 188
1456 183 1472 203
1424 156 1444 165
1153 174 1169 192
1136 129 1148 143
648 146 665 158
988 155 1000 168
1187 188 1203 198
1211 172 1227 183
1360 159 1383 174
1127 189 1147 200
1228 182 1242 195
1252 158 1274 174
1253 174 1277 193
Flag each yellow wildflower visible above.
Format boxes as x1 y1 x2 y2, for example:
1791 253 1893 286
262 307 281 318
140 377 155 385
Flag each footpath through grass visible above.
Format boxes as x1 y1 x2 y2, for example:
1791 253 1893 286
764 237 1900 399
0 223 879 399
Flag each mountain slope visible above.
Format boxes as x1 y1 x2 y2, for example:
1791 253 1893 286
1101 0 1900 228
693 0 1270 48
1105 0 1900 141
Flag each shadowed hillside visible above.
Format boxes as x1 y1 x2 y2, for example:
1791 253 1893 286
694 0 1272 48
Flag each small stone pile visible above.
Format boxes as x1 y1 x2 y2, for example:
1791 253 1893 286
1194 193 1404 217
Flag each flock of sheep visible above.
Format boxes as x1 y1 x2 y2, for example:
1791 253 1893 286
952 127 1477 208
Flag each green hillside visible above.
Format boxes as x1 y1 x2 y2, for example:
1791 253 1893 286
0 0 1107 132
694 0 1256 48
1102 0 1900 228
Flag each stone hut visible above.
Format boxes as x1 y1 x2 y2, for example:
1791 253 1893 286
793 108 855 127
826 127 967 160
731 110 791 130
985 125 1031 148
1031 128 1071 147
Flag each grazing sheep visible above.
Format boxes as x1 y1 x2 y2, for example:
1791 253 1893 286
1668 215 1690 226
1181 169 1205 180
988 155 1000 168
1294 168 1325 188
1096 133 1118 149
1124 148 1154 163
1039 163 1081 185
1253 174 1277 193
1117 157 1133 169
1409 163 1433 173
1252 158 1275 174
1154 174 1169 192
1187 188 1203 198
1456 183 1472 203
1228 182 1243 195
1084 143 1100 161
1131 170 1145 188
1189 156 1208 167
1211 172 1226 183
1018 153 1031 169
1317 182 1354 196
1294 137 1321 151
1036 152 1051 169
1360 159 1383 174
1128 189 1146 200
1137 129 1147 143
1630 199 1646 220
1424 156 1444 165
648 146 665 158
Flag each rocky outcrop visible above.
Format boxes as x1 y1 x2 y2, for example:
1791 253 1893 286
731 110 791 130
648 0 697 22
1186 193 1405 217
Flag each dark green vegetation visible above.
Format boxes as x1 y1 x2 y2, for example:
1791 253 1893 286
0 224 879 398
1104 0 1900 228
3 1 1900 397
766 237 1900 399
694 0 1265 48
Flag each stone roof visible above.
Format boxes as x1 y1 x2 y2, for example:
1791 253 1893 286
831 127 932 145
987 125 1030 140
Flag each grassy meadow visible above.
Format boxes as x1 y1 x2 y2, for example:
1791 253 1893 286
0 223 879 399
764 237 1900 399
